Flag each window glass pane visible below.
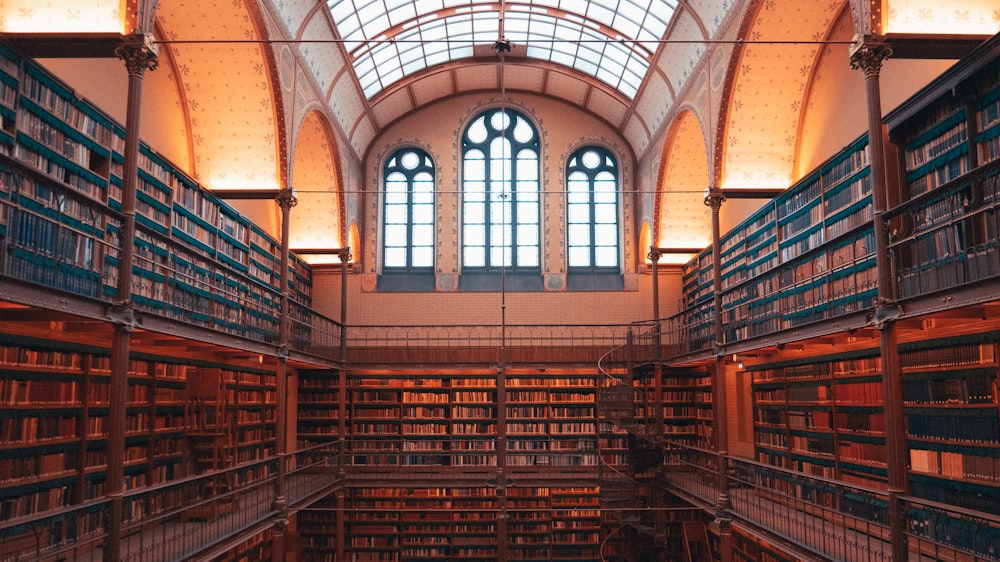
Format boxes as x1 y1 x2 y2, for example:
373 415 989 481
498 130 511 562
385 206 409 225
464 247 485 267
568 205 590 224
517 154 538 180
385 247 407 267
513 116 534 143
412 224 434 244
412 190 434 205
516 182 538 201
491 224 512 246
490 200 511 223
517 202 538 223
491 110 511 131
465 182 486 198
568 247 590 267
467 117 488 144
567 191 590 206
400 151 420 169
594 248 616 267
385 224 408 244
412 203 434 223
568 223 590 244
594 203 617 223
411 247 434 267
595 224 617 243
518 224 539 245
464 225 486 245
517 246 538 267
491 246 511 266
385 190 408 205
464 203 485 225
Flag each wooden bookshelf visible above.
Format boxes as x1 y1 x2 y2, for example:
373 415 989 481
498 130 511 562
682 135 875 350
885 38 1000 303
751 351 889 493
0 42 311 351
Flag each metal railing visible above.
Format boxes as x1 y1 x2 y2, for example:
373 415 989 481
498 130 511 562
0 442 341 562
345 323 637 364
662 442 1000 561
0 157 343 361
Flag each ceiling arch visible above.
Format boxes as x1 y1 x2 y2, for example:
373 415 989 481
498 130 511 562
290 110 345 256
656 109 710 261
719 0 845 190
155 0 284 190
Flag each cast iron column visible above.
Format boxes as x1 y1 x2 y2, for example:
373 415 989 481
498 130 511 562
272 188 297 561
104 36 157 562
705 186 733 562
851 39 907 562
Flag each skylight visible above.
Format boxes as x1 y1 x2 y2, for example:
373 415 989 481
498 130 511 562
326 0 678 99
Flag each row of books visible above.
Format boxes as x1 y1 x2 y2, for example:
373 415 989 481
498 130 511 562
910 448 1000 482
0 52 314 309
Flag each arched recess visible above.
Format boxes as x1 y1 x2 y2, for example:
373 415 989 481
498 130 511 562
154 0 285 191
289 110 344 264
719 0 846 191
638 221 652 266
655 109 710 265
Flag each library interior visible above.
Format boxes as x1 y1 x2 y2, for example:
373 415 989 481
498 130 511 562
1 0 1000 561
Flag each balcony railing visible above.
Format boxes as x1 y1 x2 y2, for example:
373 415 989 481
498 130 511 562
345 324 638 364
662 442 1000 561
0 157 342 361
0 442 341 562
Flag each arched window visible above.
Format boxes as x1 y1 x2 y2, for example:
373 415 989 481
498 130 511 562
567 147 619 269
383 148 434 270
462 108 540 272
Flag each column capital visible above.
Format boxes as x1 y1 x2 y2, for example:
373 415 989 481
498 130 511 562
276 188 298 211
849 38 892 79
115 34 159 78
703 187 726 209
647 247 662 263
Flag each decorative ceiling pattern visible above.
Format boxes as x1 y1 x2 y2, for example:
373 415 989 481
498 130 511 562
0 0 122 33
657 110 710 255
291 111 342 252
156 0 281 190
885 0 1000 35
720 0 840 190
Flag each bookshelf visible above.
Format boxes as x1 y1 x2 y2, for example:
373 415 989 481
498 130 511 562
0 336 279 549
684 135 874 349
0 43 311 351
297 369 343 448
751 337 1000 519
886 55 1000 301
659 368 713 449
751 350 889 494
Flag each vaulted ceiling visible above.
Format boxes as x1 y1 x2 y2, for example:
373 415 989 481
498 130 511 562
0 0 997 255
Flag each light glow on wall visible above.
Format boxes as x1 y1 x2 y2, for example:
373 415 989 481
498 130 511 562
0 1 125 33
720 167 794 191
885 0 1000 35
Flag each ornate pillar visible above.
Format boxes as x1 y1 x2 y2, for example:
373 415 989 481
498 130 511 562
648 247 663 359
104 35 157 562
339 247 351 361
705 187 732 562
850 39 908 562
272 188 297 562
649 247 662 321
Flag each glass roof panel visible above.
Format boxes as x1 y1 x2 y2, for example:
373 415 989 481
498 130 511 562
327 0 678 99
